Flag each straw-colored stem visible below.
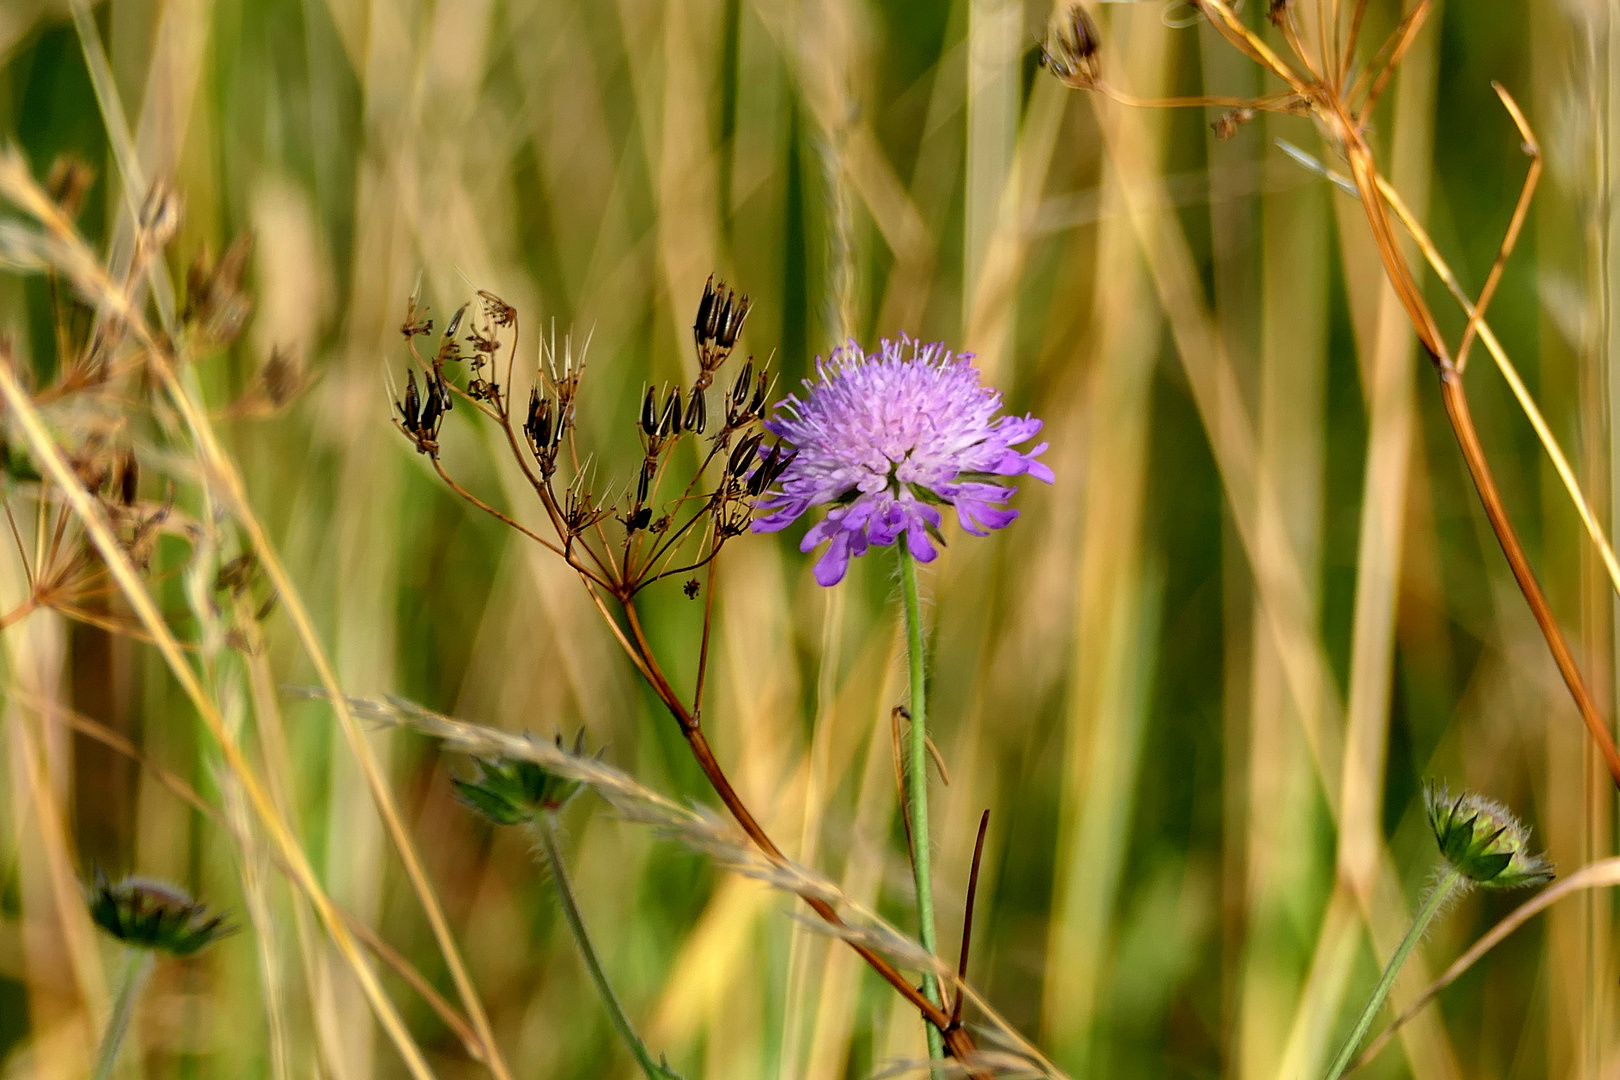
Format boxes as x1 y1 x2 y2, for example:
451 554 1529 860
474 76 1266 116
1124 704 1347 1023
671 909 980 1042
1322 867 1463 1080
898 546 945 1068
534 813 676 1080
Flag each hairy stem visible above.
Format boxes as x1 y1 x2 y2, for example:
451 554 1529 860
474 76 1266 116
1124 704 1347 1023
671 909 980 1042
534 813 677 1080
898 546 945 1067
91 950 153 1080
1323 867 1463 1080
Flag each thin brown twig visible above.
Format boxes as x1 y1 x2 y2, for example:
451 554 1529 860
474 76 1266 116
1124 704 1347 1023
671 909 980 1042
950 810 991 1028
1454 83 1539 374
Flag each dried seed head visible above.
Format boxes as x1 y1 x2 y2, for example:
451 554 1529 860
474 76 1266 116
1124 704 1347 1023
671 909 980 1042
139 182 182 250
1424 782 1553 888
694 275 751 377
1041 6 1102 89
46 155 95 220
88 869 234 957
1267 0 1290 26
478 290 516 327
1212 107 1256 141
184 235 254 348
453 734 590 824
683 578 701 600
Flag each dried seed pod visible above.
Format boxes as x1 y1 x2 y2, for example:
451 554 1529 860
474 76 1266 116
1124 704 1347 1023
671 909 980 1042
641 386 659 436
685 386 707 434
637 457 656 504
117 450 139 506
46 155 95 220
658 388 683 437
728 431 764 476
1040 6 1102 89
1267 0 1289 26
1212 108 1256 141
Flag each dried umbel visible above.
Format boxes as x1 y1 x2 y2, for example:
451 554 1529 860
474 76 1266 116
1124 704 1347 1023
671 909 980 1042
1039 6 1101 90
454 732 592 825
1424 783 1553 889
88 870 234 957
391 279 781 597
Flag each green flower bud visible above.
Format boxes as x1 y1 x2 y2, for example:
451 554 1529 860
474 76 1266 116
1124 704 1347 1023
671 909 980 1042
1423 782 1553 889
453 732 590 825
88 869 235 957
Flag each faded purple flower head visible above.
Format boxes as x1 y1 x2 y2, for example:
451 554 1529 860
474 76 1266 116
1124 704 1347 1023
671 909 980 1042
751 337 1053 586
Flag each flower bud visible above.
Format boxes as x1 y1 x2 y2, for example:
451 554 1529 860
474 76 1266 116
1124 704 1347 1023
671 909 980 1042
88 869 234 957
1424 782 1553 888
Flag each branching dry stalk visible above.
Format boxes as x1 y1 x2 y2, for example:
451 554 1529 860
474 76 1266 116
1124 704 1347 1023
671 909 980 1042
384 277 1002 1070
1041 0 1620 788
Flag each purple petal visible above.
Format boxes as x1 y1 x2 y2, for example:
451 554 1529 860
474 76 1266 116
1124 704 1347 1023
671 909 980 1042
813 531 854 586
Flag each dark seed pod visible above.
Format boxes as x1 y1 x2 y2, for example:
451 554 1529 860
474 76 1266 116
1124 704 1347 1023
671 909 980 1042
749 371 769 416
659 389 683 437
730 360 753 411
694 276 717 342
444 302 469 342
641 386 659 436
728 431 764 476
637 458 655 504
396 369 422 430
118 451 139 506
685 386 707 434
628 506 653 532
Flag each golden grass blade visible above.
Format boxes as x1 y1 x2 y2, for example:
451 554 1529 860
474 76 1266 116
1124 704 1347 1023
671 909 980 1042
0 151 513 1080
0 355 441 1080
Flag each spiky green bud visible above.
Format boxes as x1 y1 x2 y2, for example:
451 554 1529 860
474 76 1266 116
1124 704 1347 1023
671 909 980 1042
1423 782 1553 889
453 732 589 825
88 870 234 957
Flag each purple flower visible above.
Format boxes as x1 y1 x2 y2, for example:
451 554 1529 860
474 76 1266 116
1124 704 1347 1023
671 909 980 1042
751 337 1053 586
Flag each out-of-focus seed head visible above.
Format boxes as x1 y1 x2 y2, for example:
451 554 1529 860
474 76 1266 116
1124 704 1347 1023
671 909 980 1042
453 734 590 825
184 235 254 348
1040 6 1102 89
1212 107 1256 141
1267 0 1290 27
683 578 701 599
139 182 182 250
88 869 234 957
46 155 95 220
1424 782 1553 888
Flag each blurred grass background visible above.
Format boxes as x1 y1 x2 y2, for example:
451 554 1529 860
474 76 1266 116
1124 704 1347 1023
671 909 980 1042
0 0 1616 1079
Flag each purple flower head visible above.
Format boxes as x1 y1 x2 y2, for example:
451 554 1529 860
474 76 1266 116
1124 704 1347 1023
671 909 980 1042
751 337 1053 586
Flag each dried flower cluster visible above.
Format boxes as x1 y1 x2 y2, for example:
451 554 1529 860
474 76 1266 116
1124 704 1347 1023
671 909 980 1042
392 277 788 599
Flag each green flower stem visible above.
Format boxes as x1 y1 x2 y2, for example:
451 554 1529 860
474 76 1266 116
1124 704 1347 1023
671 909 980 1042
92 949 154 1080
1323 867 1464 1080
535 812 679 1080
898 546 946 1068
